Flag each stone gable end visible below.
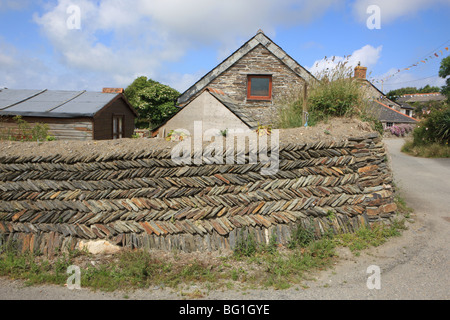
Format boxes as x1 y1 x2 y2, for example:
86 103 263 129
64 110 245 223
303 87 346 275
190 44 306 126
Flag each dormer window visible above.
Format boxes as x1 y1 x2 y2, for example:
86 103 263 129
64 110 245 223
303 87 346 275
247 75 272 101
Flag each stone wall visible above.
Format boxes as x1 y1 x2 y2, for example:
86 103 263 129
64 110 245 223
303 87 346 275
0 132 397 256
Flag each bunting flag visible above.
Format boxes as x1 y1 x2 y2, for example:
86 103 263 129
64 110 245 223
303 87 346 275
369 42 450 84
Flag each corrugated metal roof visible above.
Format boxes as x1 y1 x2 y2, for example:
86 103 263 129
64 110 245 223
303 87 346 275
0 88 122 118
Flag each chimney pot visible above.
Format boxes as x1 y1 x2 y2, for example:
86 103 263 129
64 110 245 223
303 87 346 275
102 88 124 94
354 65 367 80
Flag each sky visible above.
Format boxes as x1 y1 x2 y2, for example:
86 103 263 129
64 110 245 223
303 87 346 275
1 0 450 95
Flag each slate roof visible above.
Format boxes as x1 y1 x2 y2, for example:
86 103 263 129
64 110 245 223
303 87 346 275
397 92 446 103
368 100 418 123
398 102 414 110
0 88 137 118
177 30 318 105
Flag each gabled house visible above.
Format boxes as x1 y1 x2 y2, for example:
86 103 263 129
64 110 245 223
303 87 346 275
353 65 418 129
0 88 137 140
153 30 317 137
368 100 418 129
397 92 447 117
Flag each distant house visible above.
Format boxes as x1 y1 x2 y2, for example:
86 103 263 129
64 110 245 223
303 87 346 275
0 88 137 140
368 100 418 129
353 65 419 128
397 92 446 104
396 92 447 117
153 30 317 138
397 102 415 117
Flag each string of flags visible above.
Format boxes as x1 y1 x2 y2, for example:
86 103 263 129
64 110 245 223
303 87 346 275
370 46 449 84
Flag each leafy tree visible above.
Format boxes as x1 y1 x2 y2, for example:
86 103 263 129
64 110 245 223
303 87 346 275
439 56 450 100
420 84 441 94
386 87 418 101
386 85 441 102
124 76 180 129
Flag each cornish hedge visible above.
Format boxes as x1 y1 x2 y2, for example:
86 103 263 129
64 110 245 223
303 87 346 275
0 132 397 255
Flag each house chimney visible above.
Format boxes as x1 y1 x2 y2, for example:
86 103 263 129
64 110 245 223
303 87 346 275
102 88 124 94
354 62 367 80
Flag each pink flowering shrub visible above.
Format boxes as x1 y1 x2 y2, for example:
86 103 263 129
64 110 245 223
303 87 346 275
385 124 414 137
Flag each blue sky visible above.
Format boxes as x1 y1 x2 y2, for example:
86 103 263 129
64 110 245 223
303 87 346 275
1 0 450 94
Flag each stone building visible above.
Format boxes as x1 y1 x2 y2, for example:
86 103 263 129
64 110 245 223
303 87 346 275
353 64 418 128
153 30 317 137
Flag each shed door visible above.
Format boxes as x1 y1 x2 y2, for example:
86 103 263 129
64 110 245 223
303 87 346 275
113 115 124 139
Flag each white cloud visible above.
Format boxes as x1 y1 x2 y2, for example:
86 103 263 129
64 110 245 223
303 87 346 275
351 0 450 24
308 44 383 77
27 0 343 91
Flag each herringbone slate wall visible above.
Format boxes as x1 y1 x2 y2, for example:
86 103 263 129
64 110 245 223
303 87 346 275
0 132 396 255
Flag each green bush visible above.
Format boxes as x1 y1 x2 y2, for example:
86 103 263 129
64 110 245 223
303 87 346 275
276 87 305 128
413 106 450 145
288 222 316 249
308 79 362 119
308 61 367 121
0 116 54 142
276 61 369 128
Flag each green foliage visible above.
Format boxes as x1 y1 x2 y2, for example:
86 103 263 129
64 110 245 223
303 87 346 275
233 229 259 257
439 56 450 100
412 106 450 145
276 62 370 128
233 228 279 257
308 79 362 119
333 222 405 255
402 140 450 158
220 129 228 137
288 222 316 249
0 116 54 142
386 85 442 102
276 87 305 128
0 217 409 292
403 105 450 158
307 61 367 121
124 76 180 129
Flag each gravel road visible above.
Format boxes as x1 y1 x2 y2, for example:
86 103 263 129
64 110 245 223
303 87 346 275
1 138 449 300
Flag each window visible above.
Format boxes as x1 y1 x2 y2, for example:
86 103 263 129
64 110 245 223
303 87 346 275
113 115 124 139
247 75 272 100
386 122 393 128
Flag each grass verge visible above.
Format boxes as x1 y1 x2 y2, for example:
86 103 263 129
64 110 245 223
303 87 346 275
401 140 450 158
0 217 408 293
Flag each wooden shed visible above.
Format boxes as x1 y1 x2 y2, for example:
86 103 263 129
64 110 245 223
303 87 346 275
0 88 137 140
